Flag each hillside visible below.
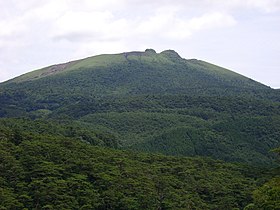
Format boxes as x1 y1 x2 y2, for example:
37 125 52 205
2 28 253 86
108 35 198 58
0 120 271 209
2 49 270 96
1 49 280 209
0 49 280 166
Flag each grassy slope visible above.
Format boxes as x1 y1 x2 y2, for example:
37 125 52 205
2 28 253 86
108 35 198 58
4 49 268 92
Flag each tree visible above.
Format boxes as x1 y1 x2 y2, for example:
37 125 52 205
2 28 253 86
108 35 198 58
245 148 280 209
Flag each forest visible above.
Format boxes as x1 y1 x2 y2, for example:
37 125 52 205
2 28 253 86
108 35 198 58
1 50 280 209
0 120 279 209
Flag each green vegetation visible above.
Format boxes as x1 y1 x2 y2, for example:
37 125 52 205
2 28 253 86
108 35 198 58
244 148 280 209
0 49 280 209
0 122 270 209
0 50 279 165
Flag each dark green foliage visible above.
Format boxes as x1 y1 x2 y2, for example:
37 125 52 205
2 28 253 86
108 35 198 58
251 177 280 209
245 148 280 209
0 125 264 209
0 118 121 148
1 50 280 209
80 109 280 165
0 50 280 166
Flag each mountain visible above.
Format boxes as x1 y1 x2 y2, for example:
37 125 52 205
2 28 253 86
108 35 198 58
1 49 280 209
2 49 271 95
0 49 280 166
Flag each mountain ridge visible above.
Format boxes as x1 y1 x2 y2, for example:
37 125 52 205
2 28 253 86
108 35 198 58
0 49 279 166
2 49 270 92
1 49 279 209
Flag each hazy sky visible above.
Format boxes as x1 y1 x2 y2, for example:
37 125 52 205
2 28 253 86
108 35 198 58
0 0 279 88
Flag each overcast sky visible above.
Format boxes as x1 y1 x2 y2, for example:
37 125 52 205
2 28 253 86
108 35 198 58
0 0 279 88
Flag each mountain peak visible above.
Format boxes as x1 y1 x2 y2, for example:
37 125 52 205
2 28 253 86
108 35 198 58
2 48 269 93
145 49 157 54
160 49 181 59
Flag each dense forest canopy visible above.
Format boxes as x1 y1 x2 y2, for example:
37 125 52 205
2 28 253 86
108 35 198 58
1 49 279 209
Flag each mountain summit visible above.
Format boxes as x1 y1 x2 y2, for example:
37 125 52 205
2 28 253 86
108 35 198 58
4 49 269 96
0 49 279 166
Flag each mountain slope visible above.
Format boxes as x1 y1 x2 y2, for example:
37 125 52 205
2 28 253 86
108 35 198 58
1 121 266 209
0 49 279 166
2 49 269 95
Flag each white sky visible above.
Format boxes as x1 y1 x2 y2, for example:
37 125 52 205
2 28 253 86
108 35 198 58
0 0 279 88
